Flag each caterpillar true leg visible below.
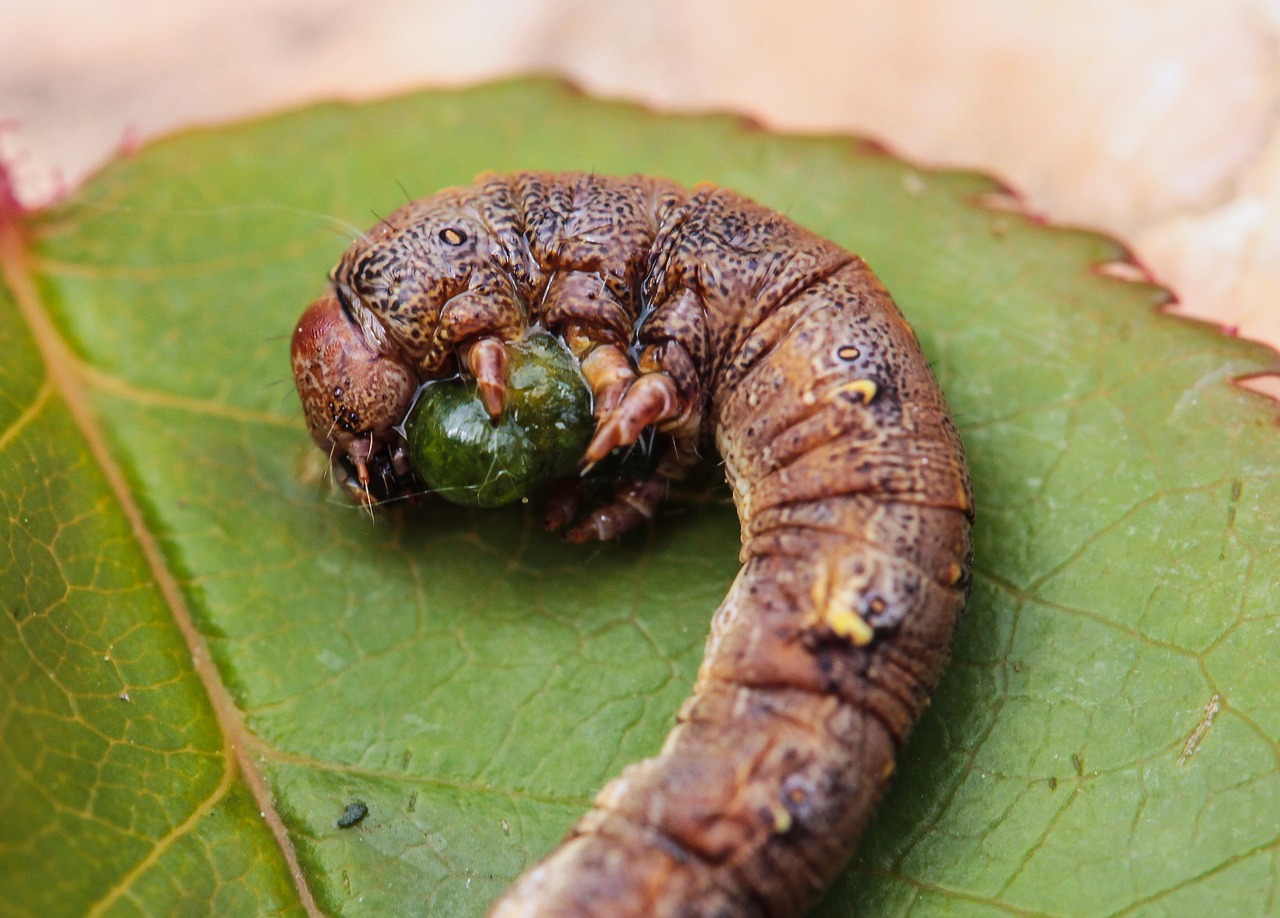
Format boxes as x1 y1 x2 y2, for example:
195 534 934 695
573 339 637 419
562 477 668 543
465 336 510 418
583 372 683 465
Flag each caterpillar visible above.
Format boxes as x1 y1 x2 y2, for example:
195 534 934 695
290 172 974 917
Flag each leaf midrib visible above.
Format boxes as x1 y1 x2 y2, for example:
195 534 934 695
0 196 321 916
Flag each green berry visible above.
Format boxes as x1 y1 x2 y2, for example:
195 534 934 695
404 332 595 507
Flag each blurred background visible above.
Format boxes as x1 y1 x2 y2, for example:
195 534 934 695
4 0 1278 397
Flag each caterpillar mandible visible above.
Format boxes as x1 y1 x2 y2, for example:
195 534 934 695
290 172 974 917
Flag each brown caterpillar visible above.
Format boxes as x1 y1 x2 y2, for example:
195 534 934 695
290 172 974 917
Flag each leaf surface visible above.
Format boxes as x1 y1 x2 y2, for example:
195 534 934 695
2 79 1278 916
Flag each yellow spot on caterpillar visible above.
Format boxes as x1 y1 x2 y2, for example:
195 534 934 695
944 562 964 587
830 378 878 405
825 609 875 646
810 563 876 645
771 807 793 834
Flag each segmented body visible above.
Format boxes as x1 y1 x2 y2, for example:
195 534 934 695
290 172 973 917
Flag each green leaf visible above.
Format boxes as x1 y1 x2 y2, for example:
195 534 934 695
2 78 1277 916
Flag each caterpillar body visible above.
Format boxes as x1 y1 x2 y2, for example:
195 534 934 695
290 172 974 917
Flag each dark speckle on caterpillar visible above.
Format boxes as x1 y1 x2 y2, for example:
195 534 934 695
290 172 974 917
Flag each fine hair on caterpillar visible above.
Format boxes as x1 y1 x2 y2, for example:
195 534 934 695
290 171 974 917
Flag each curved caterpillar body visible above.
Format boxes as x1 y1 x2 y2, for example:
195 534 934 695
290 172 974 917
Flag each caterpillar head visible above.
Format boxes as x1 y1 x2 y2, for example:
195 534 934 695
290 291 417 499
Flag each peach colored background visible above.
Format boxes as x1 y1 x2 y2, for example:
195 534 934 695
4 0 1277 397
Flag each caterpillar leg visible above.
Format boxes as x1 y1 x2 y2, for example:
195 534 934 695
583 340 702 465
464 336 509 418
544 271 640 419
576 341 637 419
564 478 668 543
562 435 700 542
542 432 701 540
429 273 528 416
540 273 705 540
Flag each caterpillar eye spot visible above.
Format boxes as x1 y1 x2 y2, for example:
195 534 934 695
439 227 467 246
836 344 861 362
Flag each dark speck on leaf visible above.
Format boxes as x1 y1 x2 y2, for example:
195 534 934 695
337 801 368 828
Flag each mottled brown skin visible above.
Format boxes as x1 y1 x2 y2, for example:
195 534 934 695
290 172 973 917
